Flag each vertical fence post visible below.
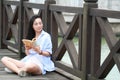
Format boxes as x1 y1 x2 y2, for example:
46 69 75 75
18 0 23 58
82 0 98 80
0 0 3 48
19 0 27 58
44 0 57 60
0 0 6 48
44 0 56 34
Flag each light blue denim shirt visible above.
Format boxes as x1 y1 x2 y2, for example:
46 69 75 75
34 30 55 70
21 30 55 74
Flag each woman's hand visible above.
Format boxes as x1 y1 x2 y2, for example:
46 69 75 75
32 46 51 56
32 46 42 54
24 45 32 50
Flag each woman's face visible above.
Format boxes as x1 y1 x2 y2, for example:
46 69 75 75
33 18 43 33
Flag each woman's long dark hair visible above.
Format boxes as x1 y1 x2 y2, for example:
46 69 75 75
26 15 41 40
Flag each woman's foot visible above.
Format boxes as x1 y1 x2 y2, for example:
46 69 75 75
18 70 29 77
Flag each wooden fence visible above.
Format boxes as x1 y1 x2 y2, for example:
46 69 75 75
0 0 120 80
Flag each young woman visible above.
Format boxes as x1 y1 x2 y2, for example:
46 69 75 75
1 15 55 77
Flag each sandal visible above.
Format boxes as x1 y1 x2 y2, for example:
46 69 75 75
4 68 13 73
18 70 29 77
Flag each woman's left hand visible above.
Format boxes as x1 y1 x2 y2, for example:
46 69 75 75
32 46 41 54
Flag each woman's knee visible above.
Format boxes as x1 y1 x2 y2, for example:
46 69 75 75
25 63 40 73
26 63 36 70
1 56 9 62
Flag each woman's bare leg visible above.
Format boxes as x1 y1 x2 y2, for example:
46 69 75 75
1 56 42 76
1 56 25 74
20 63 42 74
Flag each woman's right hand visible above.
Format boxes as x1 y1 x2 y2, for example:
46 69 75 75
24 45 32 50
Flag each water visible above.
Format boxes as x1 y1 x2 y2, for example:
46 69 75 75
58 37 120 80
101 39 120 80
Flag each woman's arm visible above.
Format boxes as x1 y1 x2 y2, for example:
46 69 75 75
24 45 31 55
25 49 29 55
40 50 51 56
32 46 50 56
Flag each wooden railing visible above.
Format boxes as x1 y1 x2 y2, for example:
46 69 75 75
0 0 120 80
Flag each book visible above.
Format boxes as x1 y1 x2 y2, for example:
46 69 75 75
22 38 36 47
